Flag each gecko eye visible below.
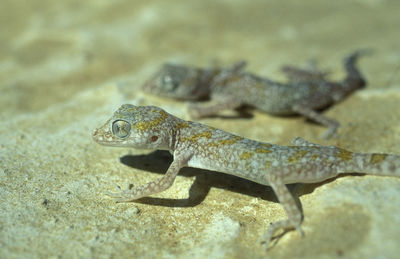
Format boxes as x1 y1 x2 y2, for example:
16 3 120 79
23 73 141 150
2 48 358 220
162 75 179 92
112 120 131 138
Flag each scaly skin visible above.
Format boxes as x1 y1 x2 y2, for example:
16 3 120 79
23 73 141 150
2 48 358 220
93 104 399 249
142 50 369 138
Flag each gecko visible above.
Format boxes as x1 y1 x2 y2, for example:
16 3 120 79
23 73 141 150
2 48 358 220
142 50 369 139
93 104 400 248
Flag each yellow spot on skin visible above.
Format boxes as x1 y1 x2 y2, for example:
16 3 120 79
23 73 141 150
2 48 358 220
240 152 254 160
220 139 238 145
124 106 137 113
287 150 309 163
179 131 213 143
174 122 190 130
135 110 168 131
208 138 238 147
264 161 272 169
233 135 244 141
198 131 212 139
259 143 273 148
337 148 353 161
255 148 272 153
370 153 387 164
311 154 319 160
206 125 217 131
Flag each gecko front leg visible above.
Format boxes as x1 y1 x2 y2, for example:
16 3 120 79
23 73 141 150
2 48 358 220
231 60 247 73
107 152 191 202
187 96 242 119
186 61 247 119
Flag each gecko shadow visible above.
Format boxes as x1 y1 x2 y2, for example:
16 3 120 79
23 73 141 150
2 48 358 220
118 150 349 209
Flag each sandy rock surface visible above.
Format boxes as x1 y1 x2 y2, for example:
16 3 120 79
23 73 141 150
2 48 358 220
1 1 400 258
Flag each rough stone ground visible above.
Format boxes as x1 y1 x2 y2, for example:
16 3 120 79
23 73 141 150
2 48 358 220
1 1 399 258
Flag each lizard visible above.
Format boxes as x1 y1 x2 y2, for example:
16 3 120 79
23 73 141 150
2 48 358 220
92 104 400 248
141 50 369 139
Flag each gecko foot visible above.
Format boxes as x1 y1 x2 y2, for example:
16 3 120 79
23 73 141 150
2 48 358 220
105 183 137 202
322 125 339 140
260 220 304 250
187 103 204 119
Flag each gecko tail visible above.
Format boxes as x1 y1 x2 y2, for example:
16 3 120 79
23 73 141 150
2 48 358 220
347 153 400 177
342 49 372 90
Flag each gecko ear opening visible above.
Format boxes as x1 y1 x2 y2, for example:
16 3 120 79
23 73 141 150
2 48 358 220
112 120 131 138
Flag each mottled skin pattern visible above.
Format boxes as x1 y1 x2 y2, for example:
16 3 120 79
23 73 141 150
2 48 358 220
142 51 369 138
93 104 400 249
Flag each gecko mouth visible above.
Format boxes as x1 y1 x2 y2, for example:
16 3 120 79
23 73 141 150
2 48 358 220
92 128 112 144
92 128 133 147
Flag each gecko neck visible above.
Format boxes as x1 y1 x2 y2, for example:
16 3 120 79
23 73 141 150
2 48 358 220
168 117 191 152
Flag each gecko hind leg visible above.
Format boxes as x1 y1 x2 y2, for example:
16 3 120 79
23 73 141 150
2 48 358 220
261 174 304 249
292 104 339 139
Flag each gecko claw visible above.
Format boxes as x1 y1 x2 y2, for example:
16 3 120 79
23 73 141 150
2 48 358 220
105 183 136 202
296 226 304 237
104 184 122 198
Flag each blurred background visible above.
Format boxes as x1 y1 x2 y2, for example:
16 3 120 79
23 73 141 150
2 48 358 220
1 0 399 113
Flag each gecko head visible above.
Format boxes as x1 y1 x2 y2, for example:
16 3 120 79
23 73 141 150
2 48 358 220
141 63 207 100
92 104 174 150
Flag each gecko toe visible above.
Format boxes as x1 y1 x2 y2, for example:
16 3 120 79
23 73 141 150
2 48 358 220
112 184 122 191
104 191 122 201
